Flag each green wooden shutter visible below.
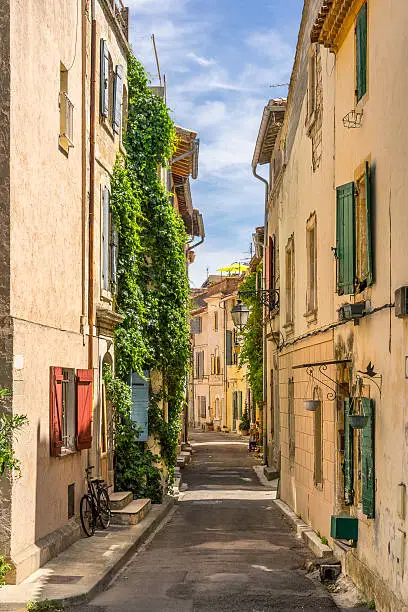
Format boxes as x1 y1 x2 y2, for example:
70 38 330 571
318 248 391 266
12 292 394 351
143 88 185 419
233 392 238 420
238 391 243 418
356 2 367 102
365 162 373 286
129 370 149 442
226 330 233 365
344 398 354 506
336 182 355 295
111 225 118 293
362 397 375 518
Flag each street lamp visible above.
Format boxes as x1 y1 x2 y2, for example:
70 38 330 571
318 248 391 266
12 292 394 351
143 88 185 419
231 300 250 331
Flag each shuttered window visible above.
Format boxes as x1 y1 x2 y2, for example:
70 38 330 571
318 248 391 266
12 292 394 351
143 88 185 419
233 392 238 421
288 377 295 467
361 397 375 518
226 330 233 365
76 369 93 450
336 166 373 295
356 3 367 102
102 187 110 291
129 371 149 442
238 391 243 418
113 65 123 134
100 39 109 117
344 398 354 506
50 367 64 456
336 182 355 295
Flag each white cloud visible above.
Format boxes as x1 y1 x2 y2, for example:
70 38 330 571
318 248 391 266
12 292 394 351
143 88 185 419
187 52 216 67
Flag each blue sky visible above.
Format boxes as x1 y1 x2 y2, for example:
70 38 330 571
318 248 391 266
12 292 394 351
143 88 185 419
128 0 302 287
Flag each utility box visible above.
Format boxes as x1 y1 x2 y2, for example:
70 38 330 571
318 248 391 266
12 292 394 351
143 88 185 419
330 515 358 541
395 286 408 317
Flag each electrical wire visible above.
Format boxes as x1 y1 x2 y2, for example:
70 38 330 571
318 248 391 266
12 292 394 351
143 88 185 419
67 0 80 71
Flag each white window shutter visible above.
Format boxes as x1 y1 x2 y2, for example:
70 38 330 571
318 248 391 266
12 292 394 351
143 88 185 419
100 39 109 117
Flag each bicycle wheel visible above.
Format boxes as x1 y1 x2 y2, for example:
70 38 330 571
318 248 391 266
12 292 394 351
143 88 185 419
80 494 95 537
98 488 111 529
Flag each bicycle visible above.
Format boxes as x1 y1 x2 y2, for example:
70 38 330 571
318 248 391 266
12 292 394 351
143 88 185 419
80 465 111 537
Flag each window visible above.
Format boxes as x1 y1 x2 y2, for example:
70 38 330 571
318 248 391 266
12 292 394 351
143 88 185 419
355 2 367 102
102 187 118 294
100 40 110 118
113 65 124 134
306 44 318 126
226 330 233 366
288 377 295 468
59 63 74 152
122 84 128 140
195 350 204 379
306 213 317 315
199 396 206 419
336 162 372 295
314 399 323 486
344 397 375 517
285 236 295 328
213 311 219 331
50 367 93 456
215 398 220 420
190 317 202 334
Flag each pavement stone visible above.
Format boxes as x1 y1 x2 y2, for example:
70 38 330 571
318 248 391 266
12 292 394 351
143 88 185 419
66 431 349 611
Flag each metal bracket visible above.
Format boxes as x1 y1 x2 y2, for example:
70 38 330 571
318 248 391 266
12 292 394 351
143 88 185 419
239 289 280 312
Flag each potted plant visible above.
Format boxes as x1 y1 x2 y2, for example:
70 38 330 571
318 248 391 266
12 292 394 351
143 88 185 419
239 410 250 436
349 414 368 429
304 399 320 412
206 420 214 432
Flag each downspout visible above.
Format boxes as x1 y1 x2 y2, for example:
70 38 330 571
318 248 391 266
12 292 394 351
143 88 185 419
81 0 87 338
252 165 269 465
88 0 96 372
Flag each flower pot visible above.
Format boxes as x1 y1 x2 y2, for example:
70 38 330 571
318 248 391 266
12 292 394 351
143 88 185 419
240 429 249 436
349 415 368 429
304 399 320 412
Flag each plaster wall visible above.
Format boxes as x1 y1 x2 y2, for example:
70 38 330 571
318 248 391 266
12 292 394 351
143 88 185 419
332 0 408 606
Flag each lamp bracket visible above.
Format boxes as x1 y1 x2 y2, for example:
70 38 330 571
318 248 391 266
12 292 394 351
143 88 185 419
238 289 280 312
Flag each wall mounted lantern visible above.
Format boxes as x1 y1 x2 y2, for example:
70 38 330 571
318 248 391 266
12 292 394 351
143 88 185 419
231 300 250 331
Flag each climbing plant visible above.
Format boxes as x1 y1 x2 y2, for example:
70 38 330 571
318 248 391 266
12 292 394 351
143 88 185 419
238 267 264 406
0 388 28 476
108 53 190 499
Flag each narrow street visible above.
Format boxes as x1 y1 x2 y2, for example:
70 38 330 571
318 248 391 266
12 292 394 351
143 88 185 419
71 433 341 611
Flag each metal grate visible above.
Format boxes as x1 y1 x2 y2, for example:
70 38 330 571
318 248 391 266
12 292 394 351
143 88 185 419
68 483 75 519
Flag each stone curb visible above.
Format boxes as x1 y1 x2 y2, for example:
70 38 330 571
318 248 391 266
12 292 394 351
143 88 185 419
273 498 332 558
0 497 175 611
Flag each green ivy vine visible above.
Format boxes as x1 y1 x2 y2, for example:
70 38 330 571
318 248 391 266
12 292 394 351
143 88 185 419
238 267 264 406
108 53 190 500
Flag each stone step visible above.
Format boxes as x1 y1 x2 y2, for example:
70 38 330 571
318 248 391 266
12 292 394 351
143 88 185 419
180 451 191 464
109 491 133 511
111 498 151 526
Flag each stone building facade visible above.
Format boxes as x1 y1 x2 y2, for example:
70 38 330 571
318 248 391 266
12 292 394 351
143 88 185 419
0 0 129 582
253 1 408 609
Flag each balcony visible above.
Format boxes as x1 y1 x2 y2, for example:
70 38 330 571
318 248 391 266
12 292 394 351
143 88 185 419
109 0 129 39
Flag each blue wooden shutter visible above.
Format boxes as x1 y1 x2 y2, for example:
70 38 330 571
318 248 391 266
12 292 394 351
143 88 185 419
129 370 149 442
113 65 123 134
356 3 367 102
362 397 375 518
226 330 233 365
100 39 109 117
102 187 110 291
344 398 354 506
336 182 355 295
365 162 373 287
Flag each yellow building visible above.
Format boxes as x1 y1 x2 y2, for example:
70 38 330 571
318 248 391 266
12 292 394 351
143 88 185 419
190 276 251 433
253 1 408 609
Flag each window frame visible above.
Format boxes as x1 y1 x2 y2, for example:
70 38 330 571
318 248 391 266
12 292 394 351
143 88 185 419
101 186 119 299
355 2 368 104
305 212 317 319
284 235 295 331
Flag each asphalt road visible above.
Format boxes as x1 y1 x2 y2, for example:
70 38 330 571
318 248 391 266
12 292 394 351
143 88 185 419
72 432 343 611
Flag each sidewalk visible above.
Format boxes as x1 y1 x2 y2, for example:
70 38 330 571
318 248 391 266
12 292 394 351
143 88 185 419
0 498 174 611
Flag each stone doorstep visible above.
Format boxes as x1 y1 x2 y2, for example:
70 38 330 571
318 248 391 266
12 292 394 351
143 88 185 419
109 491 133 511
176 455 186 468
180 451 191 464
110 499 151 526
273 498 332 559
0 498 175 611
181 443 192 453
263 466 279 481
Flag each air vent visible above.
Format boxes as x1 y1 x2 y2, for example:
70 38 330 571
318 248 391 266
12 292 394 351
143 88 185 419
395 286 408 317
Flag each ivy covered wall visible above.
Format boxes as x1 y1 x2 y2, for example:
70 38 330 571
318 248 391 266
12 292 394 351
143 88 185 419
105 54 190 502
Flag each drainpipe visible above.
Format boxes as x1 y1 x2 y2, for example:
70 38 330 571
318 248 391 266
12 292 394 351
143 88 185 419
88 0 96 372
81 0 87 339
252 165 269 465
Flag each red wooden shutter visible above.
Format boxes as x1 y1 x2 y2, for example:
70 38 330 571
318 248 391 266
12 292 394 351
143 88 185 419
76 369 93 450
265 245 270 290
50 366 64 456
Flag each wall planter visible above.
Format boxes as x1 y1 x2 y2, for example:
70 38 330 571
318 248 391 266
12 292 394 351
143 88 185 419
304 399 320 412
349 415 368 429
